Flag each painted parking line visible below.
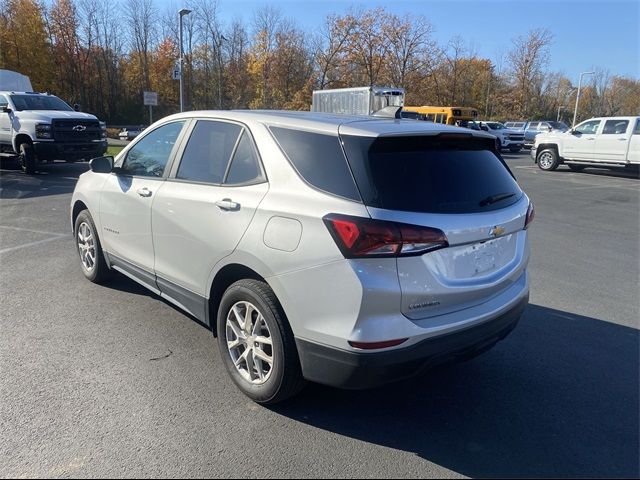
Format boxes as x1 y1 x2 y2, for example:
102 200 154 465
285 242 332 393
0 234 67 254
0 225 68 254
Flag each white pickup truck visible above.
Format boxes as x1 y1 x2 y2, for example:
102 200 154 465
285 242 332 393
0 69 107 174
532 116 640 171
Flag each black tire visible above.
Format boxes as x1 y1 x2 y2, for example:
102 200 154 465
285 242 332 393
74 210 112 283
568 164 586 172
217 279 305 404
509 146 522 153
536 148 560 171
18 142 36 174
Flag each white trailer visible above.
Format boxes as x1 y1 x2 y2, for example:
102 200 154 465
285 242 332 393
311 86 405 116
0 69 33 92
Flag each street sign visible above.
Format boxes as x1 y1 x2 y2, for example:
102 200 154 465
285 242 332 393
172 67 181 80
143 91 158 106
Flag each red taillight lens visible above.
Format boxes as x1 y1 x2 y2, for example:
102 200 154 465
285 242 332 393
524 202 535 229
323 214 448 258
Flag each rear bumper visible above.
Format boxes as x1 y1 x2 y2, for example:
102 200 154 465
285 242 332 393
296 294 528 390
33 140 107 161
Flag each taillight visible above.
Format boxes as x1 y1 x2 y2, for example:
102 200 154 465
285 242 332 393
323 214 448 258
524 202 535 229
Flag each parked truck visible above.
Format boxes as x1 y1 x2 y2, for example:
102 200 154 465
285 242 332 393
0 69 107 174
532 116 640 171
311 86 404 116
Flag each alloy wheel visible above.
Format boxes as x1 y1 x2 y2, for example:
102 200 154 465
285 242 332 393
77 222 96 271
226 301 274 385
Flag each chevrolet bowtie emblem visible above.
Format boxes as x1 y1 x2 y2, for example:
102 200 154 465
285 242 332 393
489 226 505 237
73 125 87 132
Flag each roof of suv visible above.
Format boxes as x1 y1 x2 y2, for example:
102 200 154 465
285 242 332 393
162 110 497 139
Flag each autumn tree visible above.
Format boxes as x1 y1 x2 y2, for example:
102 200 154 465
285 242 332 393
0 0 53 91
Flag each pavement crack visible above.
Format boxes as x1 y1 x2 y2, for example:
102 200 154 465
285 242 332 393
149 350 173 362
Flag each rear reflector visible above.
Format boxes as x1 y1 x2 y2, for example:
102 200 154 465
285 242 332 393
524 202 535 229
323 214 448 258
349 338 409 350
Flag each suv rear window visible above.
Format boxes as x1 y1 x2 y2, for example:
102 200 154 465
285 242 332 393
341 135 522 214
270 127 361 201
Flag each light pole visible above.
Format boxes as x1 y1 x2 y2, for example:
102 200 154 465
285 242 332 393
572 71 595 128
179 8 192 113
557 88 576 122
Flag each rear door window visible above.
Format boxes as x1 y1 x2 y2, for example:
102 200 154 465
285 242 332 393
602 119 629 135
341 135 522 214
270 127 360 201
176 120 242 184
225 131 264 185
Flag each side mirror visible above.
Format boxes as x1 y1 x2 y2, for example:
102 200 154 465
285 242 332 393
90 156 114 174
73 103 81 112
570 129 579 135
2 106 11 114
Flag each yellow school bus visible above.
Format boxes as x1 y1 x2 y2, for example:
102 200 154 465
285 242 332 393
401 106 479 126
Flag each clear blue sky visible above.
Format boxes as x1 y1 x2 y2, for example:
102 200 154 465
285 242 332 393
169 0 639 81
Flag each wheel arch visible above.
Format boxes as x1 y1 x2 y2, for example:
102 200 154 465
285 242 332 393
71 199 89 232
535 143 560 163
13 133 33 153
208 263 269 336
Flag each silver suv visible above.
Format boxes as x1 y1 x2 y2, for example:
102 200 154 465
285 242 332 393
71 111 533 404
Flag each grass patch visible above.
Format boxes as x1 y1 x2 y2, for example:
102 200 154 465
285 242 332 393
106 146 124 157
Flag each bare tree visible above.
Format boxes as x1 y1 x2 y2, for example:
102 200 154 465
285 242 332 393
126 0 157 91
507 28 553 117
314 13 356 89
382 14 436 88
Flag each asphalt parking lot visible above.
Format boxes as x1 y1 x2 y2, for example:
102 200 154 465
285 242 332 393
1 152 638 478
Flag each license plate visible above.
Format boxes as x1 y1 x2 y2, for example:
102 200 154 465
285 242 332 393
472 240 499 275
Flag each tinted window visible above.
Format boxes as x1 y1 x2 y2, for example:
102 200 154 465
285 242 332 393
634 120 640 135
9 94 73 111
121 121 185 177
226 131 263 185
0 95 8 109
177 120 242 184
270 127 360 201
342 135 522 214
602 119 629 135
549 121 568 131
528 122 539 130
575 120 600 135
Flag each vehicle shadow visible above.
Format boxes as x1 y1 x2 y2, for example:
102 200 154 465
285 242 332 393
555 165 639 180
100 271 211 330
0 161 89 200
271 304 639 478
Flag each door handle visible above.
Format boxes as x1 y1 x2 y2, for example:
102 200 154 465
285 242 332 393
137 187 153 197
618 138 628 141
215 198 240 211
586 137 595 141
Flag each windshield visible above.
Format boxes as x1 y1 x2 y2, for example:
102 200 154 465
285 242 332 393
549 121 569 131
486 122 506 130
9 94 73 112
341 134 522 214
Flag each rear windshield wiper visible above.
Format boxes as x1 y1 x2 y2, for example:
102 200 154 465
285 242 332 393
479 192 516 207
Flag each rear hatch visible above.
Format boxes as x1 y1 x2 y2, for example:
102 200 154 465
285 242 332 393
340 130 530 320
